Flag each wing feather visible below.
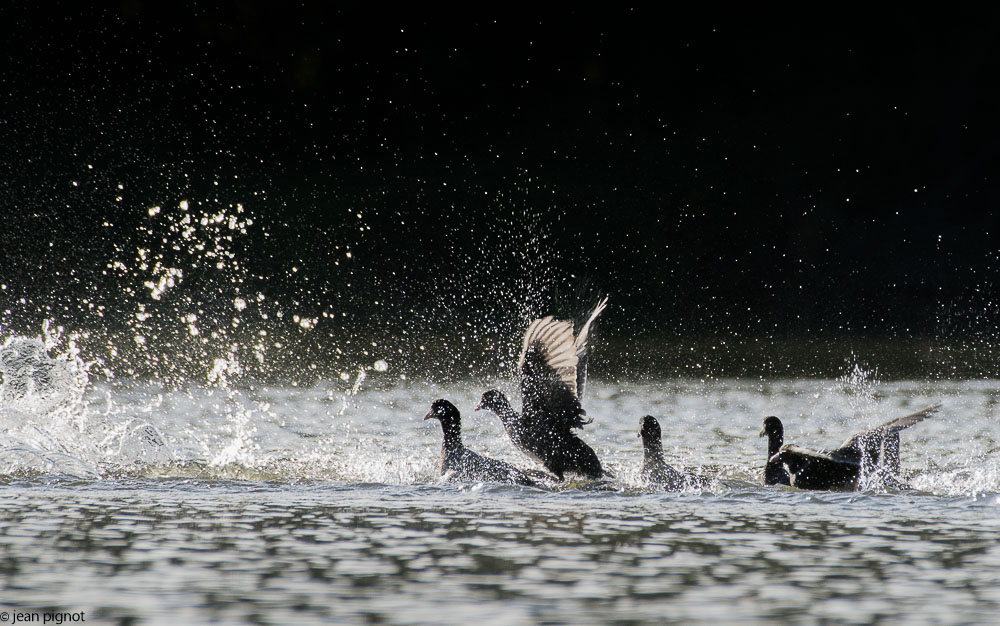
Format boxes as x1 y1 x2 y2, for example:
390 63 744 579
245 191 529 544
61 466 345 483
573 296 607 400
519 317 578 396
515 299 609 432
574 296 608 359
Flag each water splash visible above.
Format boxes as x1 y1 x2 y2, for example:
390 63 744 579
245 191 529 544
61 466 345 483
5 186 992 495
0 322 88 420
837 357 880 419
205 353 262 468
908 460 1000 497
0 324 100 476
103 198 271 384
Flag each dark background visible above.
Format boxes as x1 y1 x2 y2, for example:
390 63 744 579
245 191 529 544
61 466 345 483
1 3 998 380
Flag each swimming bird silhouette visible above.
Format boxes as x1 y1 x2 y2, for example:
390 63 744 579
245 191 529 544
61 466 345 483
424 399 539 487
638 415 685 489
759 415 791 486
476 297 608 480
764 403 941 490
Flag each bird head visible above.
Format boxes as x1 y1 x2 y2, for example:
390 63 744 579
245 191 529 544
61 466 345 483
475 389 508 414
760 415 784 439
638 415 661 441
424 399 460 424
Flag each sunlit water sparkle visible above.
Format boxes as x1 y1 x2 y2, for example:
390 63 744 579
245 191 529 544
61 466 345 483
3 195 1000 623
2 333 1000 623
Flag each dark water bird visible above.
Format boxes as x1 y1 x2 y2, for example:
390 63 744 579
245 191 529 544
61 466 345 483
759 416 791 486
764 404 941 491
424 399 539 487
638 415 685 489
476 297 608 480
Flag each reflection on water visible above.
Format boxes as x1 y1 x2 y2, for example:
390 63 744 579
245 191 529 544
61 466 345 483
1 483 999 624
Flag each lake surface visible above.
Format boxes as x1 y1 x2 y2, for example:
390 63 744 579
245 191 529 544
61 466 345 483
2 350 1000 624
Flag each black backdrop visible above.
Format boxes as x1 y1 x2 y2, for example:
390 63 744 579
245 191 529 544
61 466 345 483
2 4 998 379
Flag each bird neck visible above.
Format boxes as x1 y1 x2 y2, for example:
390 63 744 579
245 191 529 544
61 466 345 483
439 419 463 453
643 436 666 467
767 431 783 458
491 398 519 426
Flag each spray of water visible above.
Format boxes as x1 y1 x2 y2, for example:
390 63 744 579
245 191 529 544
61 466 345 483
0 179 579 484
3 191 996 494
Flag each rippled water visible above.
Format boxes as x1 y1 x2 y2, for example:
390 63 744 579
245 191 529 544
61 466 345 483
5 482 1000 624
3 351 1000 623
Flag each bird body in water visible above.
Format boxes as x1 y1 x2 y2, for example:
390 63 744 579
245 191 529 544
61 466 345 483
476 297 608 480
638 415 686 489
759 416 791 486
763 404 941 491
424 399 540 487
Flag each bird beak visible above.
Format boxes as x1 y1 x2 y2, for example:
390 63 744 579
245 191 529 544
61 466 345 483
759 427 767 437
473 402 482 412
636 430 642 439
423 410 434 421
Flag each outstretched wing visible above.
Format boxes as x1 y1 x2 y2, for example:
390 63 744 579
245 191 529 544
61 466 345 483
518 316 588 431
573 296 608 401
839 403 941 451
836 403 941 476
519 316 578 396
